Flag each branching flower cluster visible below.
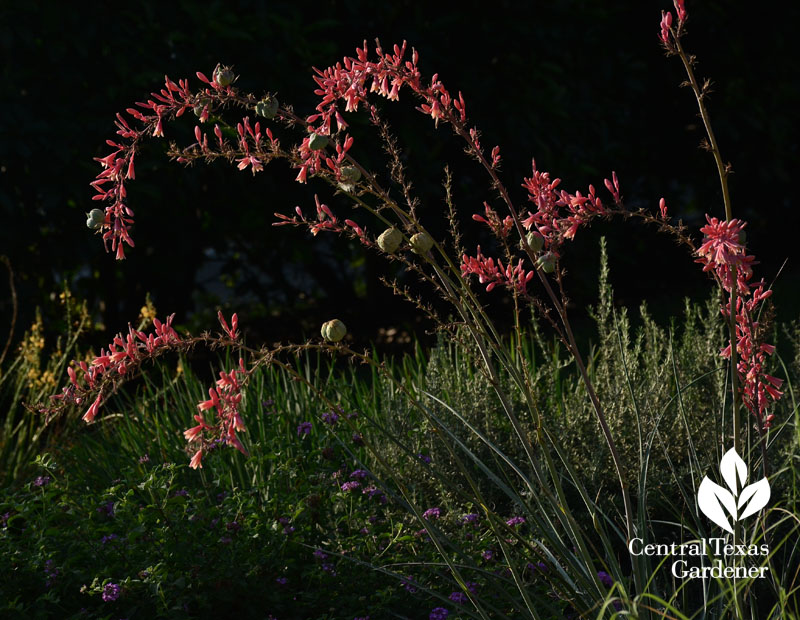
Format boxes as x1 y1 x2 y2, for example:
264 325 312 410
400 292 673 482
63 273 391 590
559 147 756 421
696 217 782 428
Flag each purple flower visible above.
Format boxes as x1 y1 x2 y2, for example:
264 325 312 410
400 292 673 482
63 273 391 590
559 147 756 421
101 582 121 602
226 521 241 532
461 513 479 525
347 410 359 420
173 489 189 497
506 516 526 527
101 534 118 545
322 410 339 425
138 454 149 464
401 576 417 593
275 576 288 585
97 501 115 518
351 432 364 446
322 563 336 575
349 469 368 480
341 481 361 492
417 453 431 464
449 591 467 604
297 421 312 437
262 399 275 413
1 512 10 529
465 581 479 594
359 527 369 535
481 549 495 561
429 608 449 620
33 475 51 487
313 549 328 560
422 507 441 520
598 571 613 588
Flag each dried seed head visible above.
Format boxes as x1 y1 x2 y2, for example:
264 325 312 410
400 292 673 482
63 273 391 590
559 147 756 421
410 232 434 255
255 96 279 119
377 227 403 254
321 319 347 342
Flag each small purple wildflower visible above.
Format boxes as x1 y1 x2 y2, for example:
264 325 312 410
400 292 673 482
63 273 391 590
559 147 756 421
429 608 449 620
449 591 467 604
226 521 241 532
597 571 613 588
347 410 359 420
138 454 149 464
321 410 339 425
33 475 51 487
297 421 312 437
275 576 288 585
359 527 369 535
402 576 417 593
466 581 479 594
341 481 361 492
44 560 59 588
349 469 368 480
422 507 441 520
101 534 118 545
506 516 526 527
368 515 379 523
481 549 495 561
417 453 431 464
313 549 328 561
101 582 121 602
351 432 364 446
322 563 336 575
97 501 115 518
173 489 189 497
461 513 479 525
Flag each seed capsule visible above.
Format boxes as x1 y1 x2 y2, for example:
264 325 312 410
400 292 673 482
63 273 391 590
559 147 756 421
86 209 105 229
255 96 279 119
377 227 403 254
321 319 347 342
308 133 329 151
339 166 361 184
525 231 545 253
213 65 235 87
537 252 556 274
410 232 434 255
193 97 211 117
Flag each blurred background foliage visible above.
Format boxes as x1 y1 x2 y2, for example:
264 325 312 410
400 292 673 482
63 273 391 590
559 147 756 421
1 0 798 352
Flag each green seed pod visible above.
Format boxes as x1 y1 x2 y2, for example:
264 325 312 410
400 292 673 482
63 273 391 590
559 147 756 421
193 97 211 117
410 232 434 255
255 96 279 119
308 133 329 151
339 166 361 184
525 231 545 253
321 319 347 342
86 209 105 229
213 65 235 87
377 227 403 254
537 252 556 274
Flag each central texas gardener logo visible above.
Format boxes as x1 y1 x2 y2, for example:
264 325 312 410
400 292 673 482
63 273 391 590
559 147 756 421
697 448 770 533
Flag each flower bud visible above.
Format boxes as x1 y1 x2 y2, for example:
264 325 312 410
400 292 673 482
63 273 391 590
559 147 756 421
525 231 544 253
213 65 235 87
321 319 347 342
410 232 434 255
377 227 403 254
537 252 556 274
308 133 329 151
339 166 361 184
86 209 105 229
255 96 279 119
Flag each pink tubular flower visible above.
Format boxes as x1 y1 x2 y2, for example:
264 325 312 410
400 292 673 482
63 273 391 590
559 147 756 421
696 214 782 429
461 246 534 295
189 449 203 469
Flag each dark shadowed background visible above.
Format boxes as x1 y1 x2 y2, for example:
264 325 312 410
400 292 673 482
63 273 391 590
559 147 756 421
1 0 798 352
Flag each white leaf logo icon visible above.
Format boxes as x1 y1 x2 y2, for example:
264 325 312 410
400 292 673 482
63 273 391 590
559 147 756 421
697 447 770 532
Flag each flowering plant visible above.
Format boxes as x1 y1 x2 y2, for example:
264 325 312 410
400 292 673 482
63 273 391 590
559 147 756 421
43 2 794 616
